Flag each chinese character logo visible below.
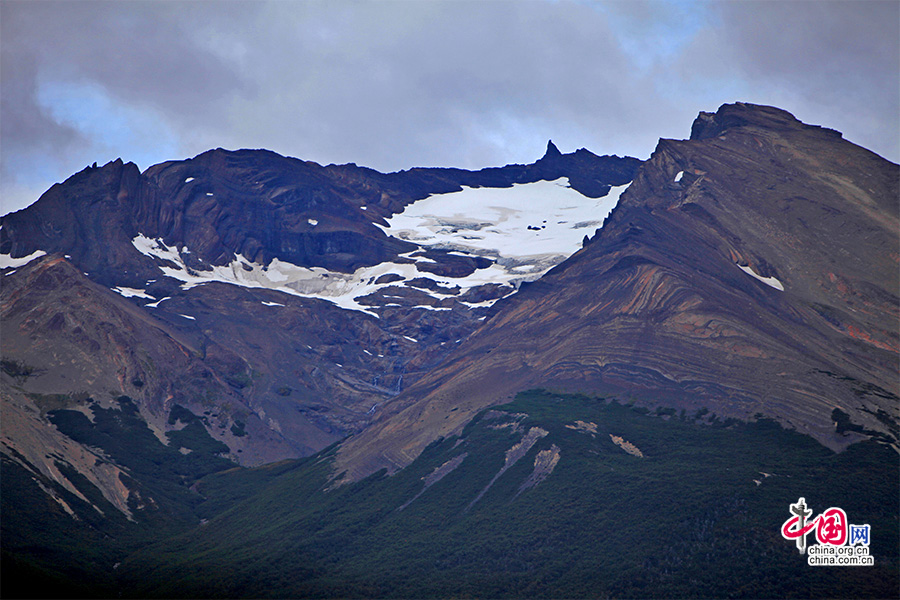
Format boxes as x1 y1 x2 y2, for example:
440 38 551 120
849 524 870 546
780 497 871 564
781 497 816 553
816 507 847 546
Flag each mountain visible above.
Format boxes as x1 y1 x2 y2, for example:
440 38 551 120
0 141 639 511
334 103 899 482
1 103 897 599
117 390 899 599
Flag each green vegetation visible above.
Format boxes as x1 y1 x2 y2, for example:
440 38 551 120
833 407 864 435
122 390 899 599
223 369 252 390
833 407 897 444
4 390 897 598
168 403 202 425
1 396 237 599
0 358 39 383
25 390 91 415
1 456 123 599
47 397 233 494
230 420 247 437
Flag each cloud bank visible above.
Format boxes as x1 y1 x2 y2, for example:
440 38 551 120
2 0 897 215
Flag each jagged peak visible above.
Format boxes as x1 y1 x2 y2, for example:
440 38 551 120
542 140 562 160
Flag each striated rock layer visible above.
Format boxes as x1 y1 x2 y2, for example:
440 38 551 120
334 103 899 482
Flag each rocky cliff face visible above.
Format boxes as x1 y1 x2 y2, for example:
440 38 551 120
333 103 899 482
2 102 898 600
3 102 897 509
1 142 640 509
1 145 639 282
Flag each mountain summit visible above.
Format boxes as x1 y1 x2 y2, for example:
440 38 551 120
334 102 899 482
543 139 563 159
0 140 641 476
1 103 897 599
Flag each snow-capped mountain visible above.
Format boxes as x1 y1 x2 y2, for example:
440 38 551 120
336 103 900 482
0 141 640 476
1 103 897 599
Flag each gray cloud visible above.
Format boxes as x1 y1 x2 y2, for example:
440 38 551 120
1 0 255 213
215 1 659 168
2 0 897 216
673 0 899 158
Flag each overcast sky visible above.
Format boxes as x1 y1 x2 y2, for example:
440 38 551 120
2 0 898 216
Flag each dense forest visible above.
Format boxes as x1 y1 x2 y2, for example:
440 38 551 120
5 390 896 598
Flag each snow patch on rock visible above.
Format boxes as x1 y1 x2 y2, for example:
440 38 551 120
112 287 154 299
0 250 47 269
737 264 784 291
132 234 514 317
145 297 170 308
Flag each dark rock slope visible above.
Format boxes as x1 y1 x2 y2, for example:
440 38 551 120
334 103 899 482
0 143 640 498
0 145 639 283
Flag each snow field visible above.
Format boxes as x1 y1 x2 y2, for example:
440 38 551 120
129 178 630 316
382 178 628 263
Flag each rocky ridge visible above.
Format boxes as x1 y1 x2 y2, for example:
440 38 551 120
1 143 639 512
333 103 899 482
